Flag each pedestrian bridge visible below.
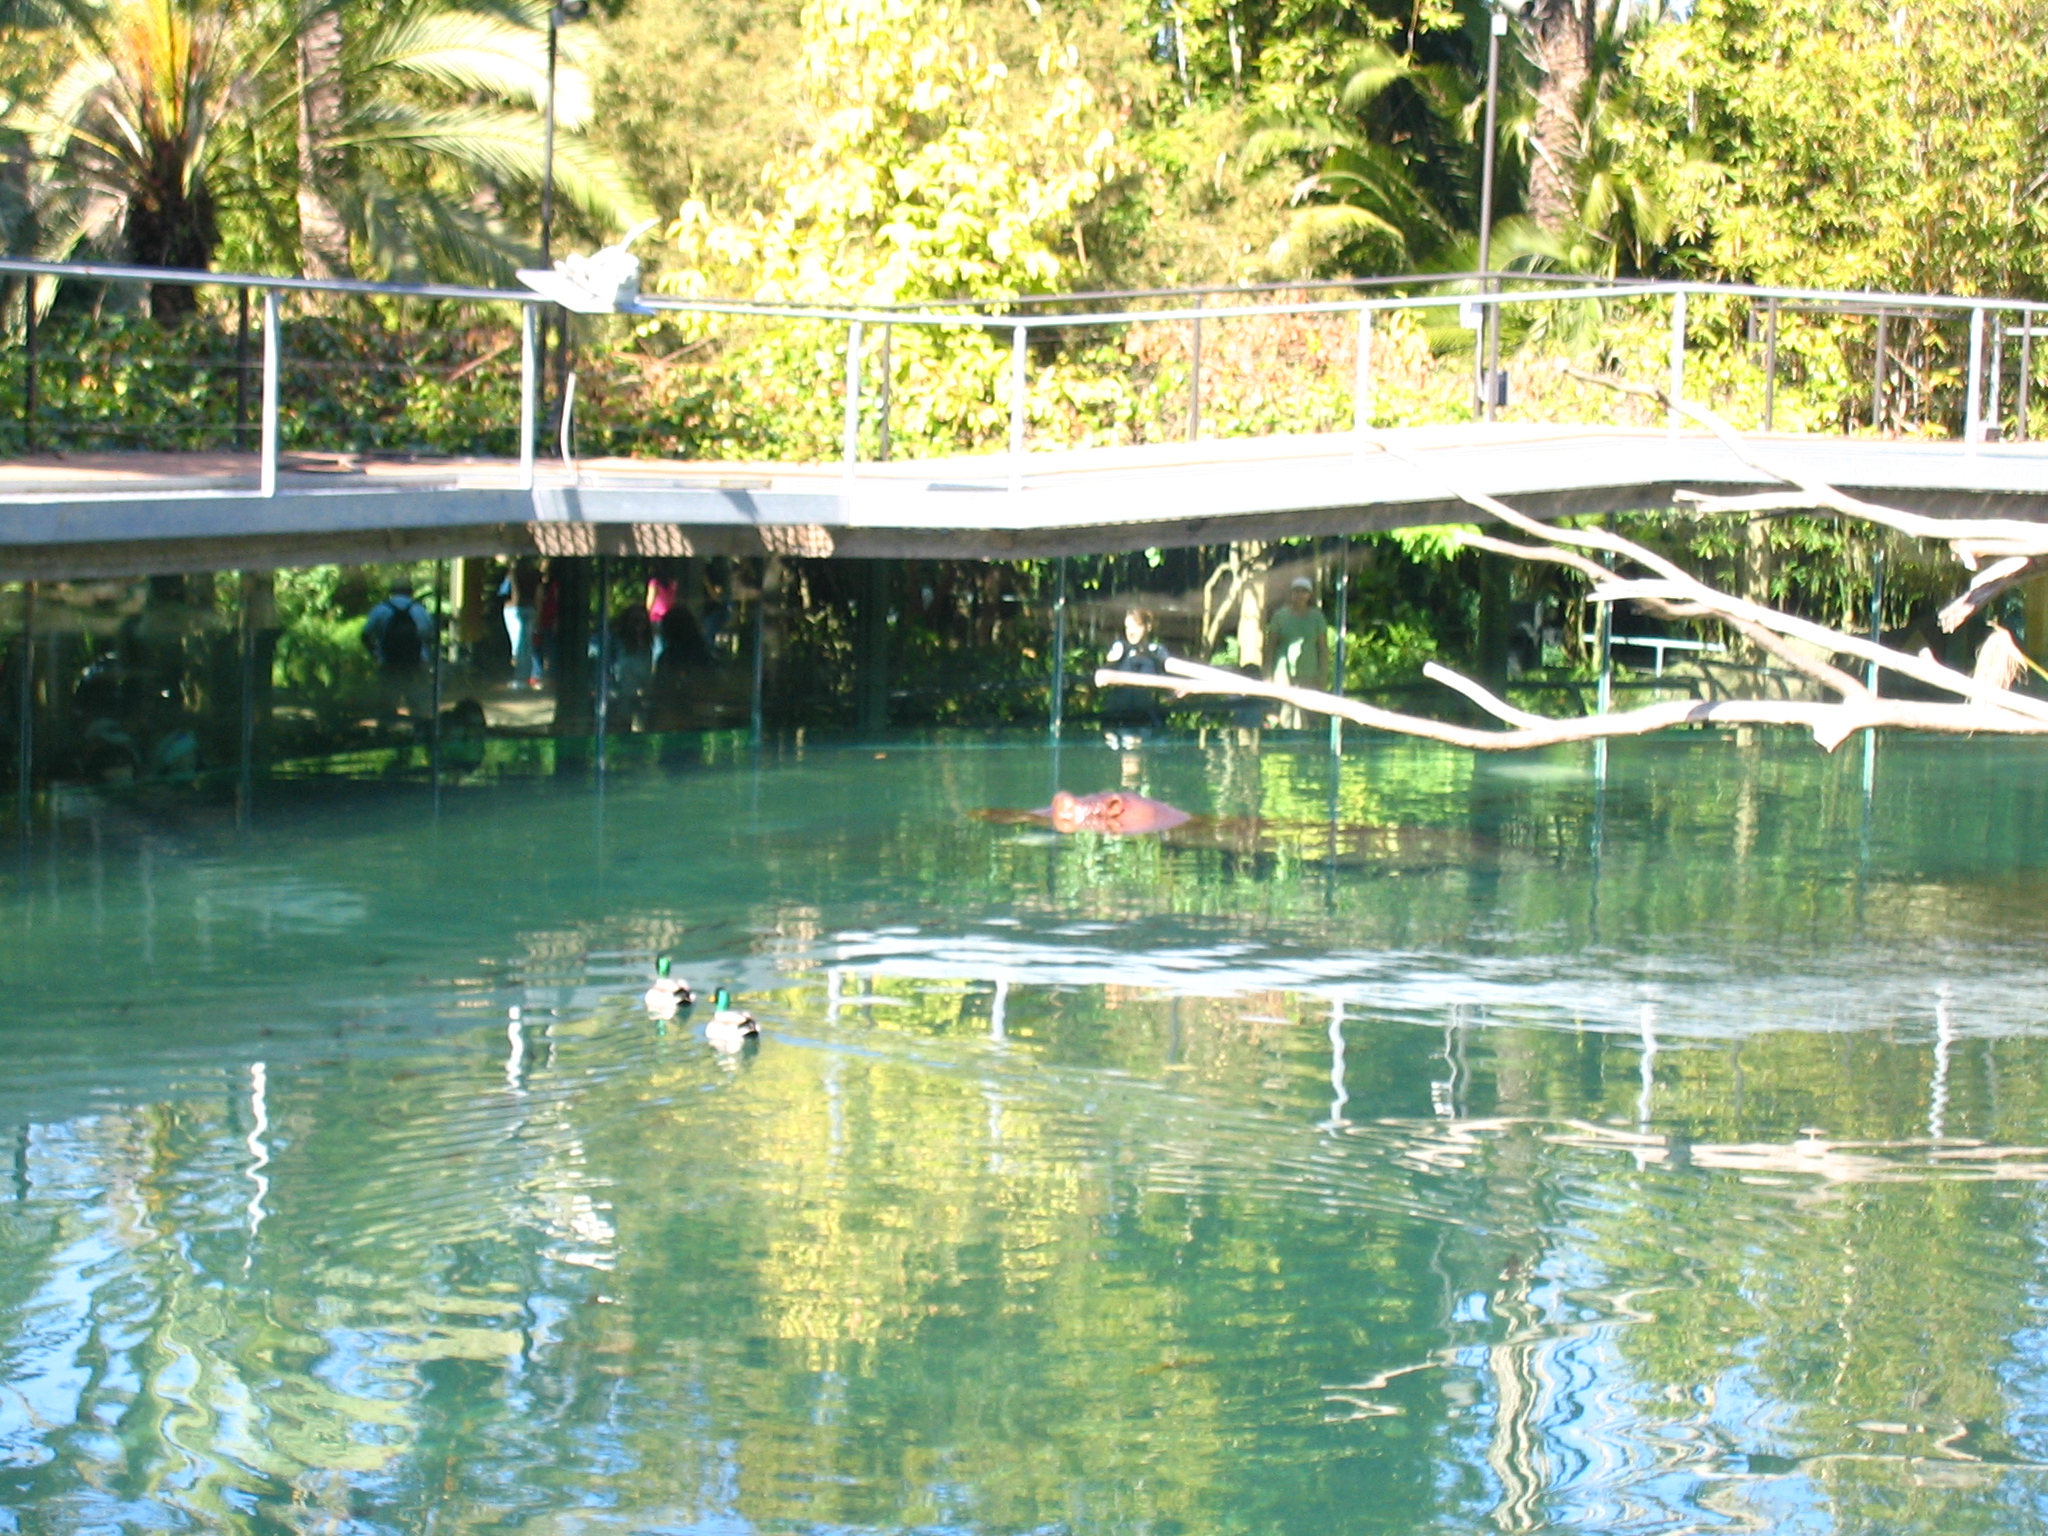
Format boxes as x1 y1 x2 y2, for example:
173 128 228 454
5 257 2047 580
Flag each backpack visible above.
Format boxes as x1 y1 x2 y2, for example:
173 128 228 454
379 600 423 672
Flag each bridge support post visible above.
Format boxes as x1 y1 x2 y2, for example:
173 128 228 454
749 561 768 744
14 581 31 845
1477 554 1511 692
552 559 593 769
594 553 610 775
856 559 890 736
1328 536 1349 756
259 291 280 496
1966 307 1986 454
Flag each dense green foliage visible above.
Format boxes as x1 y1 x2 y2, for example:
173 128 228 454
7 0 2048 714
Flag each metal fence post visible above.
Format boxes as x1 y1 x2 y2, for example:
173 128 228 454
749 563 767 744
878 323 894 462
21 285 36 454
1990 311 2006 441
237 571 256 826
1353 308 1374 448
1763 298 1778 432
1049 555 1068 738
842 318 863 487
259 290 280 496
14 581 31 843
2022 312 2035 443
1965 306 1986 454
519 305 537 489
1329 535 1350 755
1667 289 1687 437
1187 299 1203 442
594 553 610 774
1008 324 1028 492
235 290 252 449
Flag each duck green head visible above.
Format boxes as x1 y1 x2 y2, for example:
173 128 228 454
656 956 671 978
714 986 732 1011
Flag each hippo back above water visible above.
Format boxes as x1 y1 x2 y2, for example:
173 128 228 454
1044 790 1192 835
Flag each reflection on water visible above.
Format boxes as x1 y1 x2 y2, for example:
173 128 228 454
4 732 2048 1532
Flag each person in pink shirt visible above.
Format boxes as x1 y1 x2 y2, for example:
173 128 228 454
646 574 677 666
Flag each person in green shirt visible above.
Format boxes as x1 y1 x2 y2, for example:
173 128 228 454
1266 576 1330 728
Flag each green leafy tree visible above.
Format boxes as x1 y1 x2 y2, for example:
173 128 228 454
1620 0 2048 294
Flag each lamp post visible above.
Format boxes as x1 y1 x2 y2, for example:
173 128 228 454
1475 3 1507 421
537 0 588 424
539 0 587 268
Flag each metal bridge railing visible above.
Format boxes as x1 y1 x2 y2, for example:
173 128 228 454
5 254 2048 498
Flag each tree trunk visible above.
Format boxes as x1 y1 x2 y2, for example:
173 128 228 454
1524 0 1591 234
1736 516 1773 662
125 147 218 321
296 3 350 278
1235 544 1269 672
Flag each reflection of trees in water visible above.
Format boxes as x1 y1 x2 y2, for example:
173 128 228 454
11 987 2048 1529
13 740 2048 1526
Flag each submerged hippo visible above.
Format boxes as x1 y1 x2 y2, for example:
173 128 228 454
1045 790 1193 835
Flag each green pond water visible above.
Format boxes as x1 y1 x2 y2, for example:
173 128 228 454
7 730 2048 1534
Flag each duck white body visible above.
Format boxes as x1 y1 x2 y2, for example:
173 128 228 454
644 957 695 1017
705 988 758 1052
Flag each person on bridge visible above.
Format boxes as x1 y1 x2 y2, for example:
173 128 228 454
1266 576 1330 729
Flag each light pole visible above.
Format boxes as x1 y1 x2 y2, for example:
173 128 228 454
539 0 586 269
538 0 588 427
1475 2 1507 420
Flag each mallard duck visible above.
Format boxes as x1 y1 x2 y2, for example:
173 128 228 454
644 956 695 1016
704 987 758 1052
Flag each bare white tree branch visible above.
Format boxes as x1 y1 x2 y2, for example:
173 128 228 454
1089 385 2048 754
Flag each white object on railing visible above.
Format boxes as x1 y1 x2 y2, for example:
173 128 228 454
519 306 536 489
515 219 659 313
559 371 579 483
1582 631 1728 678
842 319 863 487
1966 306 1986 454
1008 324 1027 492
259 290 280 497
1353 308 1374 448
1667 289 1687 438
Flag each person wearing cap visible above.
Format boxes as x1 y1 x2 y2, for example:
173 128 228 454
1266 575 1330 728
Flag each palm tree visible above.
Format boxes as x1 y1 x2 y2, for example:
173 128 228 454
1245 40 1479 273
4 0 639 313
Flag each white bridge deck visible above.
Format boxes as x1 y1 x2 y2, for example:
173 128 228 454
4 424 2047 579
